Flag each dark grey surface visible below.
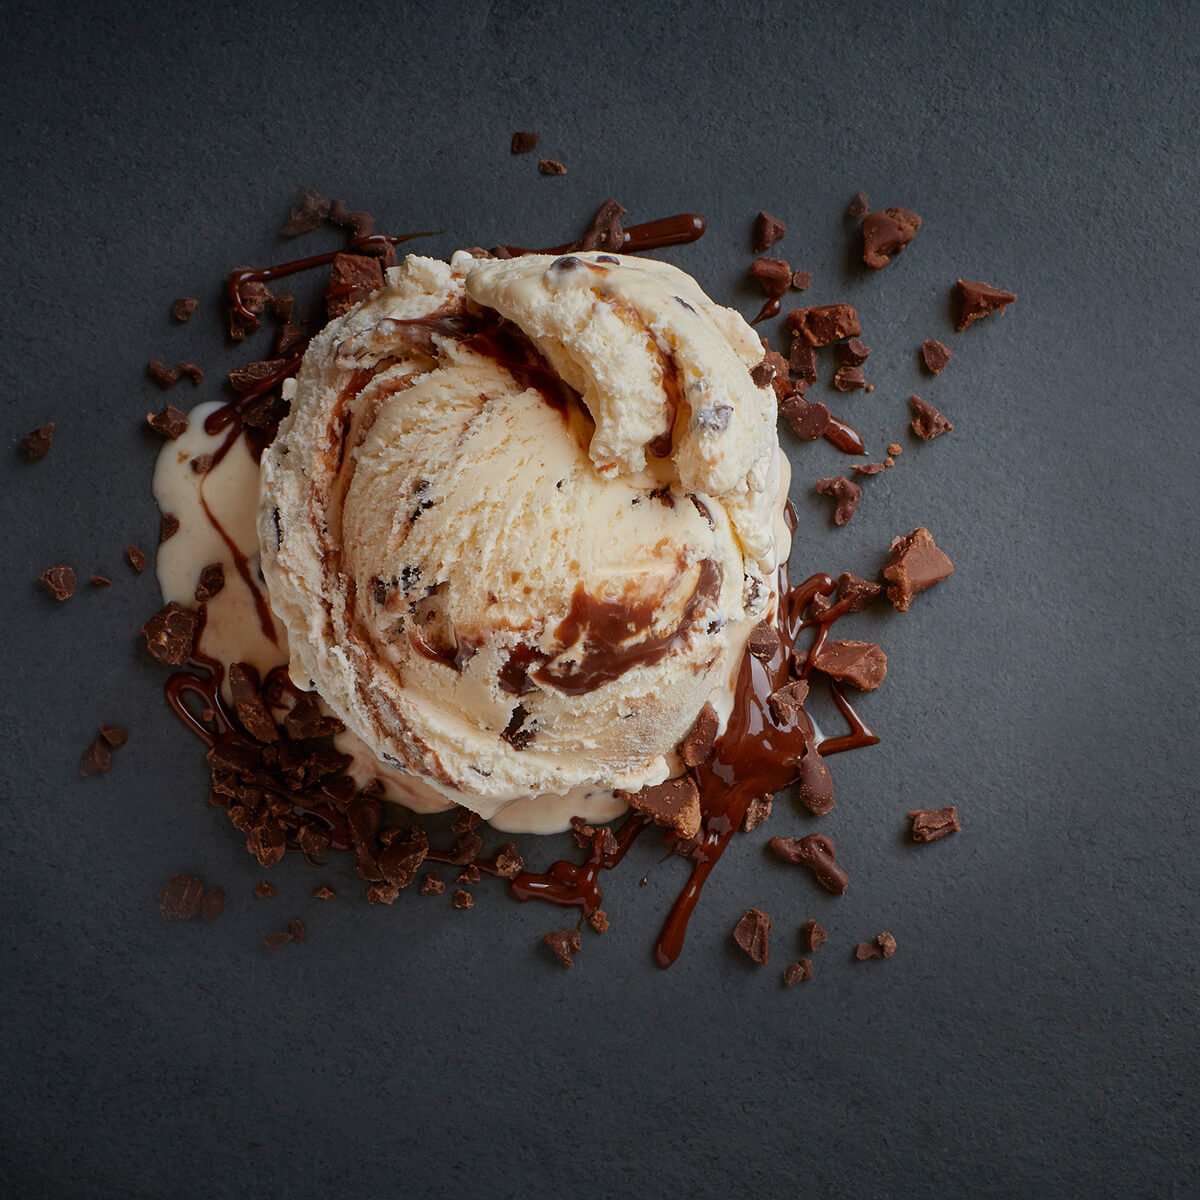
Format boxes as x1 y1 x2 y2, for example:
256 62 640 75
2 2 1197 1197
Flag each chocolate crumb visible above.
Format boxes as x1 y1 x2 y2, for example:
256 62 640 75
883 528 955 611
847 191 869 219
313 885 337 901
452 888 474 910
837 338 871 367
589 910 610 933
254 881 276 899
264 931 293 949
747 622 777 660
171 297 198 322
856 932 896 960
752 211 787 253
784 959 813 986
126 545 146 574
544 928 582 967
160 513 180 543
679 702 719 767
146 405 188 440
194 563 225 602
815 476 862 526
20 422 55 461
511 131 539 154
787 304 861 347
538 158 568 175
750 359 776 388
801 919 828 953
100 725 127 747
887 443 903 457
90 575 111 588
768 680 809 725
853 462 887 477
279 187 331 237
955 279 1017 331
456 864 482 885
862 206 922 269
159 873 204 921
908 805 961 843
837 572 883 612
80 735 112 776
325 253 383 320
921 339 952 374
419 870 445 896
812 641 887 691
733 908 771 965
833 364 868 392
910 394 954 441
287 919 306 944
743 796 773 831
791 270 811 291
147 360 180 390
494 843 524 879
200 889 225 920
39 565 76 601
619 777 701 839
768 834 848 894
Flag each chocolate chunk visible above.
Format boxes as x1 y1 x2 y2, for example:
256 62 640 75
126 545 146 574
815 476 862 526
747 622 777 660
862 206 922 269
578 198 627 252
812 640 887 691
147 360 181 389
89 574 110 588
287 918 306 944
743 796 773 831
955 278 1017 331
846 191 869 219
198 889 224 920
781 397 831 441
544 928 582 967
177 362 204 385
679 702 718 767
589 910 610 933
146 405 188 440
456 864 481 885
791 270 811 291
878 931 897 957
254 881 277 899
908 805 961 843
833 364 867 392
228 663 279 744
327 200 374 239
194 563 225 602
887 443 903 457
620 777 701 839
910 394 953 440
280 187 331 236
501 703 535 750
882 527 955 611
758 343 791 401
494 843 524 879
856 932 897 960
80 735 112 776
283 693 343 740
853 462 887 476
538 158 568 175
296 824 330 858
750 359 776 388
366 882 400 905
752 211 786 253
837 572 883 612
159 873 204 920
511 131 539 154
452 888 474 910
801 919 828 952
787 304 861 347
20 422 54 461
767 680 809 725
171 297 198 322
141 602 198 665
313 885 337 900
264 931 294 949
100 725 127 747
767 833 848 894
796 743 835 816
789 338 818 386
419 870 445 896
750 257 792 298
921 339 952 374
160 513 180 543
784 959 813 986
325 253 384 320
733 908 771 965
39 565 76 601
837 338 871 367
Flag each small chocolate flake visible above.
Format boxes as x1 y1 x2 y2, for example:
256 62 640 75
544 928 582 967
511 131 539 154
538 158 568 175
887 443 903 457
279 187 331 237
768 834 848 894
910 394 954 441
194 563 225 602
456 864 482 885
264 931 294 949
862 206 922 269
254 881 277 899
743 796 773 831
620 777 701 838
419 870 445 896
20 422 55 461
313 885 337 901
921 339 952 374
160 513 180 543
847 191 869 219
159 873 204 921
955 279 1017 331
733 908 771 965
787 304 862 347
200 889 225 920
801 919 828 953
815 476 862 526
452 888 474 910
99 725 127 747
90 574 111 588
578 198 627 252
679 702 719 767
768 679 809 725
747 622 777 660
190 454 213 475
883 528 955 612
494 843 524 879
80 735 112 777
752 211 787 253
39 565 76 601
147 360 181 389
126 545 146 574
589 910 610 934
146 405 188 440
833 364 868 392
287 919 307 944
908 805 961 843
853 462 887 477
784 959 813 986
791 269 811 291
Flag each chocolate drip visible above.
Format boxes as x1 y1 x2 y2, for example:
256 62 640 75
824 415 867 456
501 212 707 257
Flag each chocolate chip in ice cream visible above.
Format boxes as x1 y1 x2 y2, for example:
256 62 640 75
159 874 204 921
815 476 861 526
862 206 922 269
544 928 582 967
160 513 180 543
910 394 953 441
837 338 871 367
279 187 331 236
733 908 771 965
510 131 539 154
882 528 955 612
811 640 888 691
39 565 76 601
501 704 536 750
140 602 198 666
752 211 786 253
146 405 188 440
768 834 848 894
787 304 862 347
621 777 701 839
921 339 952 374
856 931 897 960
538 158 568 175
194 563 225 602
955 278 1017 330
20 422 54 461
908 806 962 843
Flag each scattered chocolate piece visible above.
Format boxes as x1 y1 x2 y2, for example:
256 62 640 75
752 211 786 253
313 885 337 900
494 843 524 879
296 824 330 859
921 339 952 374
750 359 776 388
511 131 539 154
836 572 883 613
589 910 610 933
201 889 226 920
789 338 818 387
767 834 848 894
784 959 813 986
325 253 383 320
853 462 887 476
767 679 809 725
283 693 344 740
544 928 582 967
856 932 897 960
847 191 869 219
146 405 188 440
796 743 835 816
264 931 294 949
747 622 777 660
452 888 474 910
833 364 868 392
500 703 535 750
177 362 204 385
39 565 76 601
160 513 180 543
419 870 445 896
882 528 955 611
568 817 618 855
862 206 922 269
878 931 897 957
781 397 831 441
456 864 482 885
189 454 213 474
90 575 111 588
801 919 828 953
742 796 773 831
749 256 792 300
287 919 307 944
620 777 701 839
733 908 771 965
812 641 887 691
578 198 627 252
328 200 374 239
887 443 903 457
227 358 288 393
837 338 871 367
451 806 482 834
171 297 198 322
147 360 180 389
815 476 861 526
788 304 861 347
100 725 127 747
159 874 204 921
280 187 331 237
228 663 279 744
908 805 961 843
679 702 718 767
538 158 568 175
126 545 146 574
20 422 54 461
791 269 811 291
254 881 277 899
955 278 1017 331
366 882 400 906
910 394 953 441
194 563 225 602
80 735 112 777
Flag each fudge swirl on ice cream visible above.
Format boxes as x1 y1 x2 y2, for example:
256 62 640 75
258 249 789 819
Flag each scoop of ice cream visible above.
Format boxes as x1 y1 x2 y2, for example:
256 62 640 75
258 249 787 817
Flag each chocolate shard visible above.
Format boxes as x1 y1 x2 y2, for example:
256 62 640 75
511 131 539 154
742 796 773 831
733 908 771 965
836 338 871 367
679 702 719 767
882 528 955 611
146 405 188 440
140 601 199 666
955 278 1017 331
781 397 831 441
494 842 524 879
280 186 331 237
767 680 809 725
801 919 828 953
578 198 627 252
784 959 813 986
538 158 568 175
589 909 610 933
853 462 887 477
921 338 952 374
908 805 961 843
749 256 792 298
747 622 777 660
158 873 204 921
833 364 868 392
787 303 861 347
620 777 701 839
767 833 848 894
836 572 883 612
39 565 76 601
80 735 112 777
752 211 787 254
126 545 146 574
862 206 922 269
815 476 862 526
909 394 953 441
228 663 279 744
811 640 888 691
194 563 225 602
20 421 55 461
544 928 582 967
789 337 818 387
796 743 835 816
325 253 384 320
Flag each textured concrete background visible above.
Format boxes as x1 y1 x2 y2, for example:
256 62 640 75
1 1 1197 1196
